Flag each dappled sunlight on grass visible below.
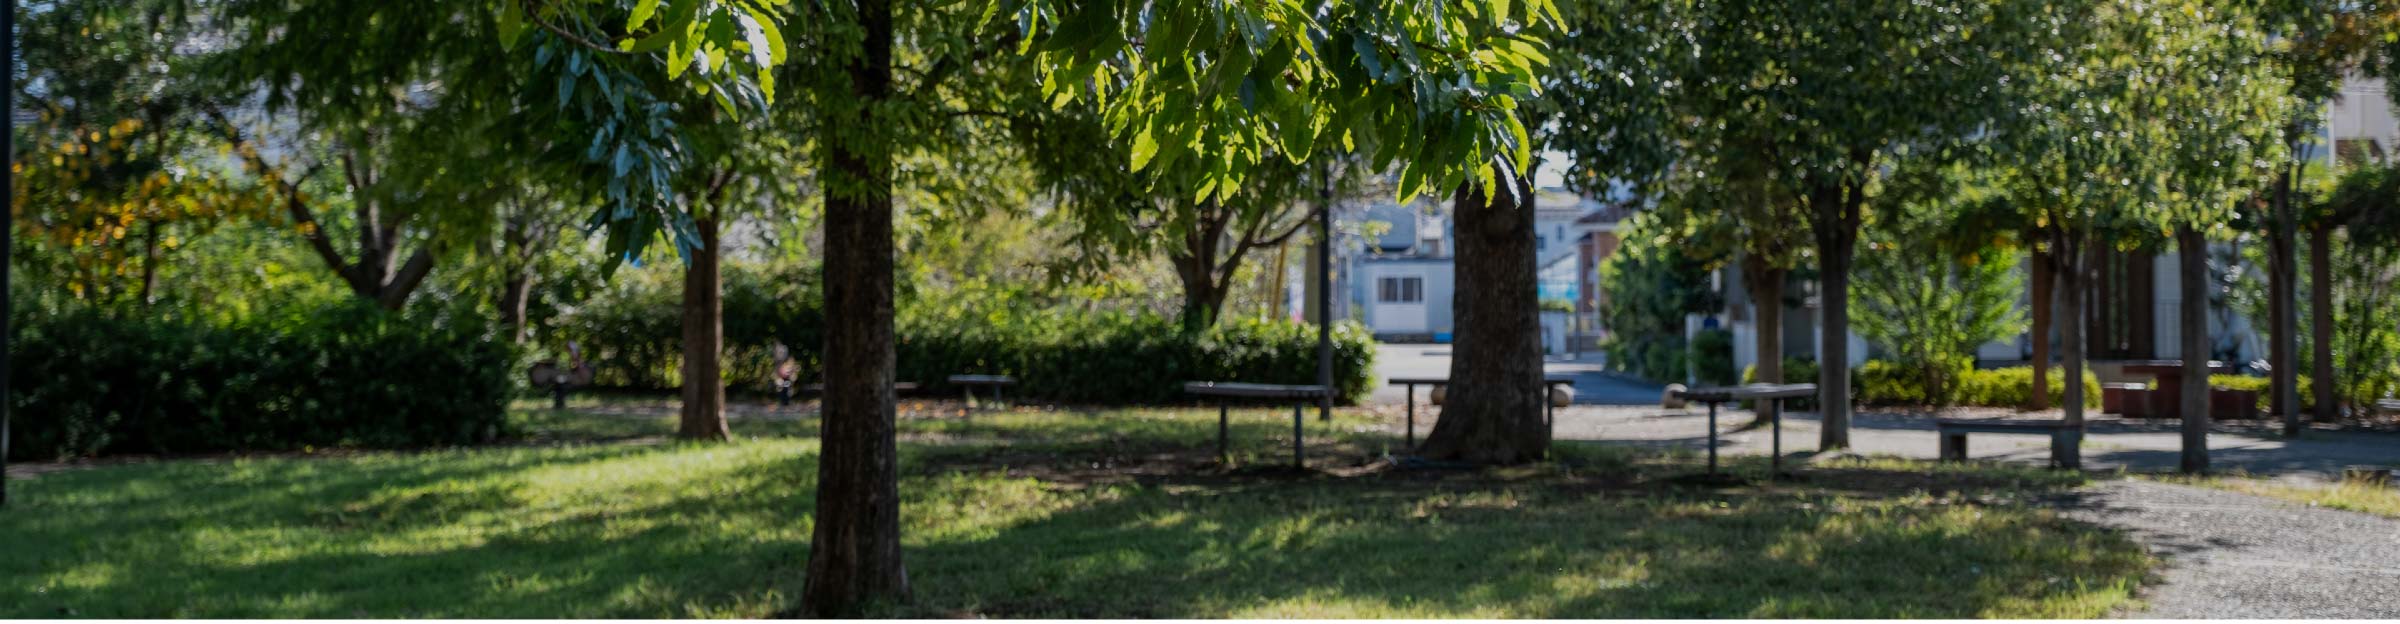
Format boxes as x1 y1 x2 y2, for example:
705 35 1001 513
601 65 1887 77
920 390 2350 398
3 405 2148 617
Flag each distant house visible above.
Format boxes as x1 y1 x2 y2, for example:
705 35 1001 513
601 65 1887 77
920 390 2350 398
1347 188 1620 346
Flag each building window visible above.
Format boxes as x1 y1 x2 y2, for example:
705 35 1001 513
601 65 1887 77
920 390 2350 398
1378 276 1423 303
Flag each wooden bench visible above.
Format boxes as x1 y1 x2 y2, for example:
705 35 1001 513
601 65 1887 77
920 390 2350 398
1935 418 2081 470
1184 382 1330 467
800 381 920 394
947 374 1017 410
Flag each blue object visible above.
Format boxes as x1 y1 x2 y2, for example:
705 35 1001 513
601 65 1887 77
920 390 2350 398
1433 332 1454 343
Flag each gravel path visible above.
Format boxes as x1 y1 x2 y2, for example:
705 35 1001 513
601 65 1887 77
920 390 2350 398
2050 479 2400 618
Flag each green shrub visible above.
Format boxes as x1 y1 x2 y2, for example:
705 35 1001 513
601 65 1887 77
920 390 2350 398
11 302 516 460
1689 329 1737 386
896 313 1378 405
1952 366 2102 409
2208 374 2312 413
557 276 1379 405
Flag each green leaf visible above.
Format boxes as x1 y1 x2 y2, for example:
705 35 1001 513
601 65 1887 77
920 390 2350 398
628 0 662 32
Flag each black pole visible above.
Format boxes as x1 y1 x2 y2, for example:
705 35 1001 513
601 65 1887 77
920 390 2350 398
1315 162 1332 423
2 0 16 510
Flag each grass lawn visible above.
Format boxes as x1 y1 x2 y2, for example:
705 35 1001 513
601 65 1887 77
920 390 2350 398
1 402 2150 618
2143 472 2400 519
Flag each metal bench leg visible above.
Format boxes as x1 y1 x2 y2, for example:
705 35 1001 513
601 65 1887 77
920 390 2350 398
1706 400 1719 475
1218 401 1230 463
1405 385 1416 449
1940 432 1968 462
1292 402 1305 469
2054 431 2081 470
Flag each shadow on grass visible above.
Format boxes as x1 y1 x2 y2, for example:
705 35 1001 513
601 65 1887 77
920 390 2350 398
3 409 2145 618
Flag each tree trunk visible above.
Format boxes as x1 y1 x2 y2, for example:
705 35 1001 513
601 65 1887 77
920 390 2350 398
1419 182 1545 463
138 222 160 305
2309 221 2337 423
680 216 730 442
1746 259 1784 426
2177 224 2210 474
499 272 535 344
2270 170 2300 435
2060 232 2088 429
2030 243 2053 411
801 0 909 614
1810 179 1862 451
1170 252 1228 332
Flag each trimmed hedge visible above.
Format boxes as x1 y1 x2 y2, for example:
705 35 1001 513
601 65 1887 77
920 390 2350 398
2207 374 2313 413
898 313 1377 405
11 303 516 460
1744 358 2101 409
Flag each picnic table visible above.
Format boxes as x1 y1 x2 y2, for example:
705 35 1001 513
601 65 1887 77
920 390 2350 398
1670 383 1816 480
2117 360 2235 420
947 374 1017 410
1386 374 1579 448
1183 382 1331 468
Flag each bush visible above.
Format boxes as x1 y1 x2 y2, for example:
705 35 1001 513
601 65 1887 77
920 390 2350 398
2208 374 2313 413
1951 366 2101 410
556 274 1380 405
1743 358 2101 410
897 312 1378 405
11 302 516 461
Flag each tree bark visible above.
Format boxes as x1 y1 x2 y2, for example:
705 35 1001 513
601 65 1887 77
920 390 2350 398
2029 242 2053 411
499 272 535 344
1744 257 1784 425
1170 251 1229 332
2270 169 2300 435
679 216 730 442
2177 224 2211 474
1419 181 1545 463
2058 228 2088 429
801 0 909 613
2309 221 2337 423
1809 173 1864 451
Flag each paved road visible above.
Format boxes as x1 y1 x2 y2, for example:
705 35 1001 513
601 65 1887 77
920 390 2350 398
1545 405 2400 479
1370 344 1665 406
2051 480 2400 618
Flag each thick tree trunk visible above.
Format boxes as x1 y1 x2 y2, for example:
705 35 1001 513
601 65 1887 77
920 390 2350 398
2270 171 2300 435
2030 244 2053 411
2177 225 2211 474
2309 221 2337 423
1810 180 1861 451
680 216 730 442
1419 182 1545 463
800 0 908 614
2060 233 2088 429
1745 259 1784 425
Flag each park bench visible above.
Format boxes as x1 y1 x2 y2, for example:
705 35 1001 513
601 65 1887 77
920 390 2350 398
2377 398 2399 413
947 374 1017 411
1387 374 1578 448
800 381 921 394
1183 381 1329 467
1671 383 1815 480
1935 418 2081 470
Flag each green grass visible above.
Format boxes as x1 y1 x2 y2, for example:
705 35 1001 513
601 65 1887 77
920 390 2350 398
2144 471 2400 519
2 404 2149 618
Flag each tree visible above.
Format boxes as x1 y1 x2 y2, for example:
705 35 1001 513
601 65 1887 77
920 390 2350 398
1852 164 2025 406
504 0 1555 611
1999 0 2287 475
1594 0 2058 450
206 0 559 310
